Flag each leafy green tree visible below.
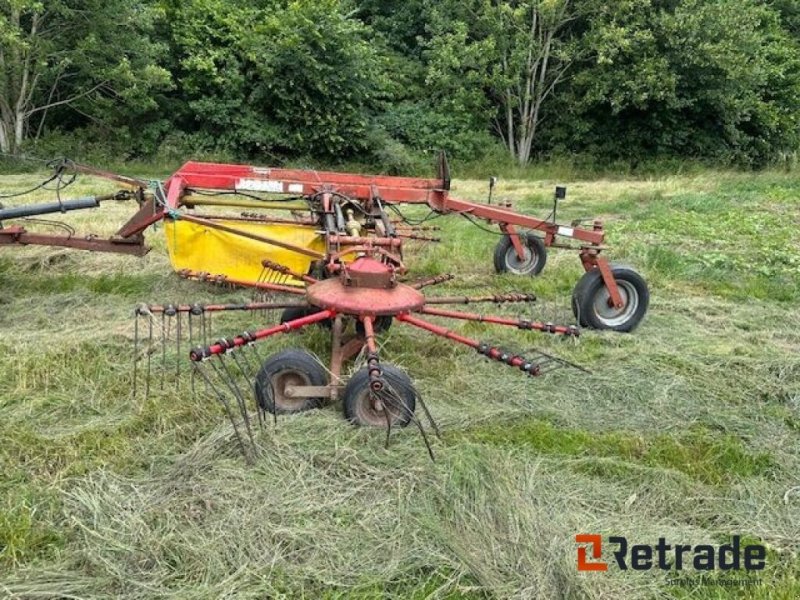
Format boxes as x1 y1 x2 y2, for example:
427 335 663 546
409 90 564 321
420 0 603 165
0 0 170 154
772 0 800 37
162 0 387 158
547 0 800 165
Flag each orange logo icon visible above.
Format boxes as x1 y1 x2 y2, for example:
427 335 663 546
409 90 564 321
576 534 608 572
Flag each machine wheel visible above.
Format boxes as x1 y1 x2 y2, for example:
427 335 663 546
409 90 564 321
254 349 328 415
343 364 416 428
571 264 649 332
493 233 547 276
280 306 332 329
355 315 393 336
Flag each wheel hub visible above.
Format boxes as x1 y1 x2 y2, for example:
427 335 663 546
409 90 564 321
272 371 309 410
593 281 638 326
505 246 536 273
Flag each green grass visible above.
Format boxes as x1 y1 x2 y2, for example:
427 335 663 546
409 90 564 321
456 419 776 485
0 168 798 598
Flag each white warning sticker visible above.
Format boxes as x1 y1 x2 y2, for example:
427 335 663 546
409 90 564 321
236 179 284 193
557 226 574 238
287 183 304 193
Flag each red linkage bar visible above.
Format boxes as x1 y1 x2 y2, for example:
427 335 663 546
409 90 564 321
394 232 441 242
416 306 580 336
190 309 334 361
116 197 163 239
396 312 480 349
428 195 606 246
0 226 148 256
71 162 151 189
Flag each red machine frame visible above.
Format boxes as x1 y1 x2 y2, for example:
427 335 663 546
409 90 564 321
2 157 646 328
152 160 624 308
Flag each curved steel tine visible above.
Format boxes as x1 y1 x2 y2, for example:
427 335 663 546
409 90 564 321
196 362 252 463
219 354 257 454
381 384 435 461
160 312 166 391
146 314 153 400
133 310 139 400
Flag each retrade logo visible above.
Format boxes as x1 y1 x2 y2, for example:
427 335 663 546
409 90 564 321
575 534 607 571
575 534 766 572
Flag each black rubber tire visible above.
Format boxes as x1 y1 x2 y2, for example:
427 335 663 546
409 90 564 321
280 306 333 329
343 364 416 428
355 315 393 336
493 233 547 276
254 349 329 415
571 264 649 332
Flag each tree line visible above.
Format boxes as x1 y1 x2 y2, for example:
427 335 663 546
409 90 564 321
2 0 799 169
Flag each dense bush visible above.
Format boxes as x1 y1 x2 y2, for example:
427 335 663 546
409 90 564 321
4 0 800 169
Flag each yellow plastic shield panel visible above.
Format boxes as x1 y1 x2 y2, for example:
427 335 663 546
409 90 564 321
164 219 324 286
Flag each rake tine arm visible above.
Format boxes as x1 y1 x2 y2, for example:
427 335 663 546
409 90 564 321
201 301 307 313
188 311 196 396
415 306 580 337
424 293 537 305
261 259 318 285
395 233 441 242
396 313 544 376
177 269 306 296
378 385 435 461
408 273 455 290
189 309 334 361
392 223 441 232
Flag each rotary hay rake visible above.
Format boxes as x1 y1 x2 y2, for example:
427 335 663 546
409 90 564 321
2 155 648 458
135 253 586 461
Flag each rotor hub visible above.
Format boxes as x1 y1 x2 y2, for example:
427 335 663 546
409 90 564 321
306 257 424 316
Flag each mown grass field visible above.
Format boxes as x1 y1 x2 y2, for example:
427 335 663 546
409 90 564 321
0 167 798 598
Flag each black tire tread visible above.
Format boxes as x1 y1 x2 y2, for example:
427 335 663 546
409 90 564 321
571 264 649 332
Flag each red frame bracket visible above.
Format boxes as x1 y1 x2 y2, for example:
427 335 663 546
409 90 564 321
0 226 149 256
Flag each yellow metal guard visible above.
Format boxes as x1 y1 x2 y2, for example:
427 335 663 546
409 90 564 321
164 219 324 286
